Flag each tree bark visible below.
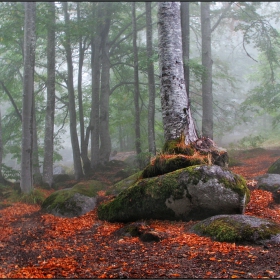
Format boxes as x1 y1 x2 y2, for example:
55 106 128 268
77 3 91 176
181 2 190 99
42 2 56 187
90 3 102 169
62 2 84 180
99 4 112 165
158 2 198 145
21 2 36 193
146 2 156 156
201 2 213 139
132 3 142 165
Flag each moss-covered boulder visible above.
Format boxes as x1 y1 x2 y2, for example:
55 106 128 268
256 174 280 203
98 165 250 223
106 172 142 196
41 180 105 217
268 158 280 174
191 214 280 244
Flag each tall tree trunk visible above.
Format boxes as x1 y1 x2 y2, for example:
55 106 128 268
146 2 156 156
91 4 102 169
77 3 91 176
201 2 213 139
132 2 142 166
42 2 56 187
181 2 190 99
99 4 112 165
21 2 36 193
62 2 84 180
158 2 198 144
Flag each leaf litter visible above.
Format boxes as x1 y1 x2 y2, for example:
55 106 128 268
1 148 280 278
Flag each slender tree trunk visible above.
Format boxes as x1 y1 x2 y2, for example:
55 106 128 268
132 3 142 165
181 2 190 99
90 37 101 169
62 2 84 180
77 3 91 176
99 5 112 165
21 2 36 193
158 2 198 145
91 4 102 169
42 2 56 187
201 2 213 139
99 43 112 165
146 2 156 156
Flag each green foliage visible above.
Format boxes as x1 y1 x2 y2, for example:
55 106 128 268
1 164 20 181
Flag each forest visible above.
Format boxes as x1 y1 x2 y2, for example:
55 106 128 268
1 2 280 278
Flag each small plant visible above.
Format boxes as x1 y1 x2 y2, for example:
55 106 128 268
19 189 45 205
8 188 45 205
237 134 266 149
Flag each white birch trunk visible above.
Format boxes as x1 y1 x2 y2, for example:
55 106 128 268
158 2 198 144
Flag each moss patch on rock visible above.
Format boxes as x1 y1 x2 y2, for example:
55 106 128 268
191 214 280 244
106 171 142 195
141 154 208 179
268 158 280 174
41 180 105 217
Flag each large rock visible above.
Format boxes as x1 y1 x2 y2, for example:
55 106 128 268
267 158 280 174
41 180 105 217
106 172 142 196
191 214 280 244
256 174 280 203
98 165 250 222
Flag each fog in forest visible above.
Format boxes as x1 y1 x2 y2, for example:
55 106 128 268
1 2 280 179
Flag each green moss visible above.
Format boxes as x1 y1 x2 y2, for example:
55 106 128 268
106 172 142 195
193 216 280 243
142 154 207 179
42 180 104 212
268 159 280 174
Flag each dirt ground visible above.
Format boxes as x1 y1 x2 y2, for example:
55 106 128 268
1 148 280 278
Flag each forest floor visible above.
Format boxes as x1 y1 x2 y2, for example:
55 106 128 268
1 147 280 278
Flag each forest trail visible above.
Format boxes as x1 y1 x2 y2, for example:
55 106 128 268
0 147 280 278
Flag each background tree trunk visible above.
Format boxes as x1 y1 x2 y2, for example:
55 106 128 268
91 4 102 169
21 2 36 193
158 2 198 145
132 2 142 166
42 2 56 187
77 3 91 176
62 2 84 180
146 2 156 156
99 4 112 165
201 2 213 139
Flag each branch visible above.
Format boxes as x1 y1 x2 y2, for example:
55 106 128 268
211 2 233 33
0 81 22 122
